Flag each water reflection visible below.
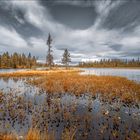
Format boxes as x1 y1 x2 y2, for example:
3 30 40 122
0 69 29 73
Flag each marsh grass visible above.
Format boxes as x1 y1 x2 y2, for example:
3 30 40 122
1 129 139 140
61 127 76 140
26 128 40 140
29 72 140 103
0 88 140 140
0 128 55 140
0 70 140 139
0 133 18 140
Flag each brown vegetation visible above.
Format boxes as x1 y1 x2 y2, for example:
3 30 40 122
26 128 55 140
0 70 140 139
30 72 140 103
0 128 55 140
0 127 139 140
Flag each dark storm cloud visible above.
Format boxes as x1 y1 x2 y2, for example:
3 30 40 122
39 0 98 30
47 4 97 29
39 0 94 7
0 2 43 39
102 0 140 31
109 44 123 51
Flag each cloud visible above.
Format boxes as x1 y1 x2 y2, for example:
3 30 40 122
93 0 123 28
0 0 140 63
14 14 25 24
101 0 140 31
0 25 28 49
109 44 123 51
50 0 94 7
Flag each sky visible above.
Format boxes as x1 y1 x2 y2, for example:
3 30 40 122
0 0 140 64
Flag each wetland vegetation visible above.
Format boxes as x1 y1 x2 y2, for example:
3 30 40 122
0 70 140 140
29 72 140 103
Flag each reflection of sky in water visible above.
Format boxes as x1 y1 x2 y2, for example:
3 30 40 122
81 68 140 82
0 69 29 73
0 78 42 99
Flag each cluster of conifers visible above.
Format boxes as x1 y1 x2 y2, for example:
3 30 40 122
79 58 140 68
0 52 37 69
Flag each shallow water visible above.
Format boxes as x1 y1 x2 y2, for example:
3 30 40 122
0 69 29 73
81 68 140 82
0 78 140 139
0 67 47 73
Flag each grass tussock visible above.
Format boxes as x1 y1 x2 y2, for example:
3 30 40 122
26 128 55 140
0 128 55 140
30 72 140 103
61 127 76 140
0 133 18 140
26 128 41 140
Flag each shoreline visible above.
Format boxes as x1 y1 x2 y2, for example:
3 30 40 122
0 68 81 77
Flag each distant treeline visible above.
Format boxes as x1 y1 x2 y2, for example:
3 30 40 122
0 52 37 69
79 58 140 68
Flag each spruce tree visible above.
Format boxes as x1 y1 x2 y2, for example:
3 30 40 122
62 49 71 69
46 33 53 69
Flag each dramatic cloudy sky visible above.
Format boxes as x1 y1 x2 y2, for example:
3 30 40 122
0 0 140 63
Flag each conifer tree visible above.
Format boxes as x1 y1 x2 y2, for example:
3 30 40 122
0 52 37 69
46 33 53 69
62 49 71 69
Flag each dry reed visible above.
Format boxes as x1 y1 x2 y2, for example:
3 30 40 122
30 72 140 103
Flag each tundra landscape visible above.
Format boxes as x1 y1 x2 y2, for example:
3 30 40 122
0 0 140 140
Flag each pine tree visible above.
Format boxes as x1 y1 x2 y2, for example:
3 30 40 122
21 53 26 67
27 52 32 68
62 49 71 69
46 33 53 69
32 56 37 66
12 52 18 68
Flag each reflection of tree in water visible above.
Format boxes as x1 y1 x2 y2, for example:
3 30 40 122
12 77 19 83
2 77 9 83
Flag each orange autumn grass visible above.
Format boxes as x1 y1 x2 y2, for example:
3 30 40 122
1 127 139 140
0 128 76 140
0 128 55 140
30 72 140 103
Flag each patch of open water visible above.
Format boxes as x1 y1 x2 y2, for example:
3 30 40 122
81 68 140 82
